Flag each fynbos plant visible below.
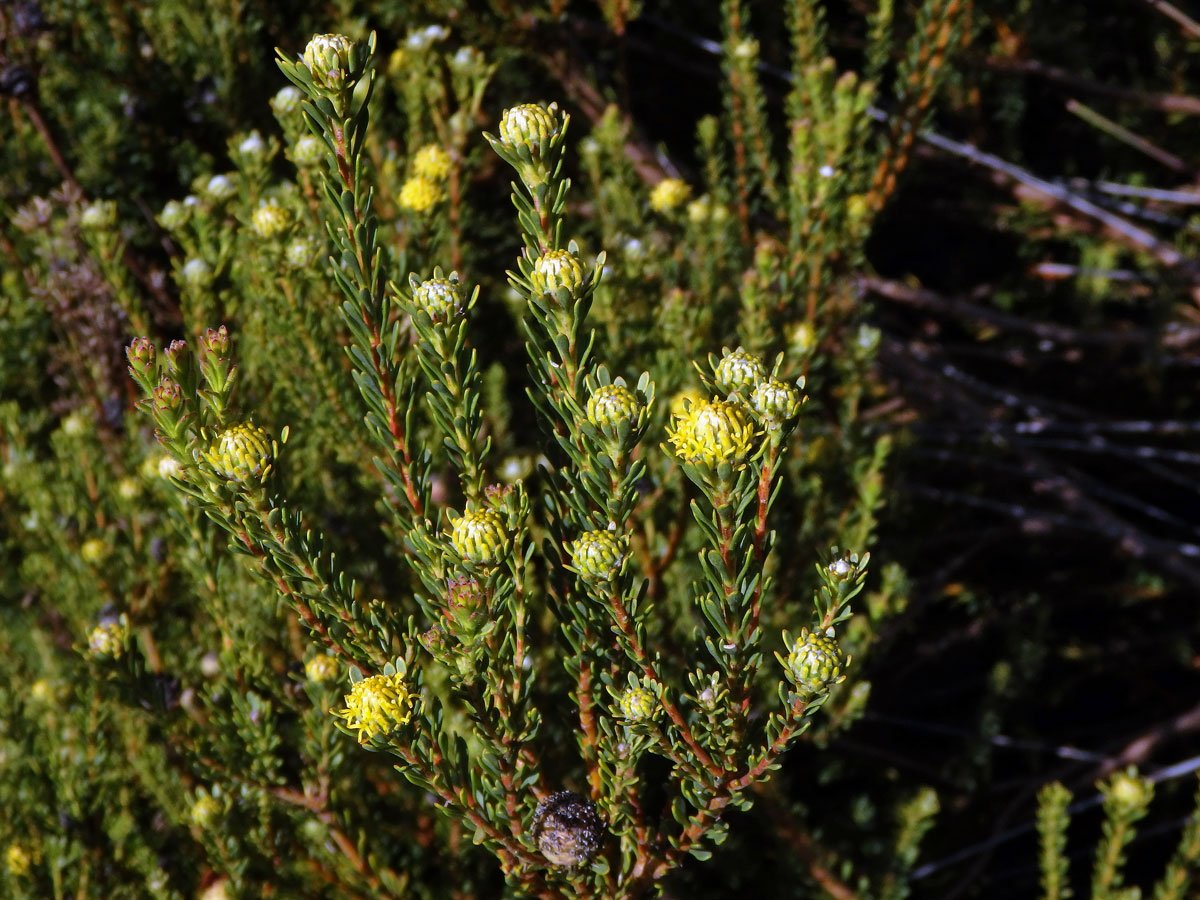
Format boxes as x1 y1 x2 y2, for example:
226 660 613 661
124 32 869 900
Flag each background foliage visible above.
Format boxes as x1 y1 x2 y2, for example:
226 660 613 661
2 0 1200 898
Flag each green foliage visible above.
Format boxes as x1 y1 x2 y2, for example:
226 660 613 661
6 1 1200 899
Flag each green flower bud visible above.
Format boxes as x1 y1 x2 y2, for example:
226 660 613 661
291 135 325 168
181 258 213 287
750 378 801 424
80 199 117 230
202 174 237 203
1107 769 1152 810
667 399 757 468
285 236 321 269
498 102 562 151
827 557 855 583
714 347 765 394
569 530 626 583
302 33 359 94
447 577 485 616
785 628 846 695
305 653 339 684
618 684 657 721
450 509 507 566
251 202 291 238
530 249 585 296
239 131 267 158
411 275 463 320
158 199 190 232
586 383 640 430
203 423 274 483
532 790 605 868
270 86 303 116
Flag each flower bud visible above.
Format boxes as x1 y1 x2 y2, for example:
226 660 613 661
569 530 626 583
532 791 605 868
202 174 236 203
158 199 190 232
649 177 691 213
302 33 359 94
412 144 452 181
714 347 765 394
291 135 325 168
152 378 184 414
181 258 214 287
618 684 657 721
530 249 585 296
785 628 846 695
411 275 463 320
80 199 117 230
251 202 291 238
305 653 339 684
88 620 128 658
667 399 756 469
827 557 855 583
750 378 801 425
450 509 508 566
586 384 640 430
498 103 562 151
203 423 273 483
270 85 303 116
285 236 321 269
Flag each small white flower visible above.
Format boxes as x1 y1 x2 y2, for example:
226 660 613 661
818 164 835 178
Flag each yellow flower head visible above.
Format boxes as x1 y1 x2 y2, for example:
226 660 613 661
498 103 562 151
412 144 452 181
335 672 414 743
399 176 442 213
530 249 585 296
204 423 273 484
450 509 508 566
5 843 32 877
666 399 756 468
618 684 657 721
649 178 691 213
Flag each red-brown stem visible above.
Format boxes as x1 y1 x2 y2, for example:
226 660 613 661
577 658 604 800
606 590 724 778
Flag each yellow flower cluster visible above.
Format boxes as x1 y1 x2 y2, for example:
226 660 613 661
204 423 273 483
335 672 415 743
399 176 442 213
649 177 691 213
666 399 756 468
412 144 452 182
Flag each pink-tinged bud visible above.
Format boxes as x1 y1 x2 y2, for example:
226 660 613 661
126 337 156 379
152 378 184 413
201 326 230 358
